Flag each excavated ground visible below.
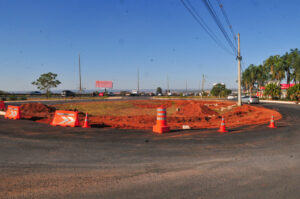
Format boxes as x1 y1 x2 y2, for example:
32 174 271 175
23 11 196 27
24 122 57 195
19 100 282 130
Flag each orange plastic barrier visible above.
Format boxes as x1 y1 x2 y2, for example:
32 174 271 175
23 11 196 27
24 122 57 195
218 116 228 133
0 101 5 110
153 106 170 133
5 105 21 120
51 110 80 127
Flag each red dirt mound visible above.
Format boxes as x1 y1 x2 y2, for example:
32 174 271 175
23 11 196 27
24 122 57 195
175 103 218 117
20 103 55 120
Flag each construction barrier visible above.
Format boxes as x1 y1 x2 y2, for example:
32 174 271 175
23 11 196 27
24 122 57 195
0 101 5 110
5 105 21 120
268 115 277 128
51 110 80 127
218 116 228 133
153 106 170 133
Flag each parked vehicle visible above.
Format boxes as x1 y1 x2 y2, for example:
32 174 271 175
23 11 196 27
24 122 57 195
61 90 75 97
29 91 42 95
130 90 139 96
227 95 237 100
241 96 259 104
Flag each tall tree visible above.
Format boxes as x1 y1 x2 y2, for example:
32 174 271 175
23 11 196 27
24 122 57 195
290 48 300 84
264 55 285 83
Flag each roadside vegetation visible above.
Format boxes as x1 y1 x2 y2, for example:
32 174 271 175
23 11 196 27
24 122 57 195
242 48 300 100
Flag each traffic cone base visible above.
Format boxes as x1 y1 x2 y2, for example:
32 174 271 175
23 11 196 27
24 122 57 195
153 125 170 134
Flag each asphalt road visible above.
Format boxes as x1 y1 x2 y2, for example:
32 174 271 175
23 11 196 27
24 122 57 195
0 103 299 198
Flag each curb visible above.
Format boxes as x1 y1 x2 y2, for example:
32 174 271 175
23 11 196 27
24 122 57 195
260 100 298 105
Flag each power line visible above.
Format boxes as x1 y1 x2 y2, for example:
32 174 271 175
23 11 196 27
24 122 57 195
180 0 234 56
216 0 238 46
202 0 237 55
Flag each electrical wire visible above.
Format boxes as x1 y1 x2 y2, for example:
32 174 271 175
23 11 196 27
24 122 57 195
201 0 237 55
180 0 234 56
215 0 238 46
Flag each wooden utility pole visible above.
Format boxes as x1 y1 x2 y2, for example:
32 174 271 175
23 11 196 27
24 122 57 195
237 33 242 106
78 53 82 95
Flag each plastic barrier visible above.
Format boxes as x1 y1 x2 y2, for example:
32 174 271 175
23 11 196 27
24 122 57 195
51 110 80 127
5 105 21 120
153 106 170 133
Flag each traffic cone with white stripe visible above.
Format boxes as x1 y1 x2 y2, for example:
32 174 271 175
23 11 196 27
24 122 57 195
268 115 277 128
218 116 228 133
82 112 91 128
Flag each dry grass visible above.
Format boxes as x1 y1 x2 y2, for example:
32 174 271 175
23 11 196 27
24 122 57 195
53 101 178 116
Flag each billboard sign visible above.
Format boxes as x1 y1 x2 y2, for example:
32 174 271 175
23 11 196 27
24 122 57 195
280 83 295 90
96 81 113 88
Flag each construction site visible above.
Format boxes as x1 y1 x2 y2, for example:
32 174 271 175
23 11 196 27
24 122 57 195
1 0 300 198
16 99 281 130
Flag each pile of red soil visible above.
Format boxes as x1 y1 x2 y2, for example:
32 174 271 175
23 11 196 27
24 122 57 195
20 103 55 121
175 102 218 117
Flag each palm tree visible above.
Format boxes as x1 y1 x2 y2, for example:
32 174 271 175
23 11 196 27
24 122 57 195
281 52 291 85
242 65 257 95
264 55 285 83
290 48 300 84
256 64 268 89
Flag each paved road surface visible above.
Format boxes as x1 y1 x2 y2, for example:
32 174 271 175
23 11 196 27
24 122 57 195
0 103 299 198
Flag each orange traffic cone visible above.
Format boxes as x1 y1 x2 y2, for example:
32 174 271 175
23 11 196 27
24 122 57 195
82 112 91 128
268 115 277 128
218 116 228 133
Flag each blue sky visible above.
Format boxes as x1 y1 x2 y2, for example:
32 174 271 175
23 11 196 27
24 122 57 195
0 0 299 92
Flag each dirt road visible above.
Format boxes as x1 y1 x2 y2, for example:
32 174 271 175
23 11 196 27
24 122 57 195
0 103 299 199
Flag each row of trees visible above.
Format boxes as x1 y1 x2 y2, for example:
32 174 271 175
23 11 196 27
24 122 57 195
242 48 300 100
242 48 300 92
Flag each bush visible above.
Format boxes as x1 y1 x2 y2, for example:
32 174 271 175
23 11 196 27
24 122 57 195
287 84 300 101
264 83 281 100
211 83 231 97
120 91 127 96
8 96 18 101
18 96 27 100
0 96 6 101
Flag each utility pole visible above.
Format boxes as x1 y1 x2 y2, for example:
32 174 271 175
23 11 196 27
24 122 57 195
201 74 205 92
167 75 169 92
137 68 140 94
185 80 188 94
237 33 242 106
78 53 82 95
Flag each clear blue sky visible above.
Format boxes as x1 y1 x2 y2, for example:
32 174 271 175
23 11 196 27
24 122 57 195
1 0 299 92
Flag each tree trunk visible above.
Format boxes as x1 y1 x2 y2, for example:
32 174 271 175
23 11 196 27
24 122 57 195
286 70 290 85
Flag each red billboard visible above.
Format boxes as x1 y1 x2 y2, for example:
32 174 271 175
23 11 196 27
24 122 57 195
95 81 113 88
280 83 295 90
